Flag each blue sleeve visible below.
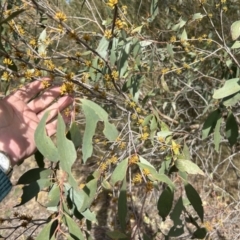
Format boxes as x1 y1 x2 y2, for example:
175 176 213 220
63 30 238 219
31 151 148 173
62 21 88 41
0 169 12 202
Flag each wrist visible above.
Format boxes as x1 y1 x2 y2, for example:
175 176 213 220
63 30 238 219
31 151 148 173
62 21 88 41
0 151 13 176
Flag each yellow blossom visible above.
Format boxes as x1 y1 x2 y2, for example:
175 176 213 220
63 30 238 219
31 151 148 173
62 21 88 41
140 132 149 141
132 173 142 183
129 154 139 165
145 182 153 192
64 108 71 117
24 69 34 80
119 142 126 150
85 60 92 67
60 81 74 95
137 118 144 125
107 0 118 8
183 63 190 69
3 58 13 66
142 168 150 176
111 70 119 80
1 71 10 81
104 73 111 81
42 80 51 89
104 29 112 39
115 18 126 30
131 113 137 120
170 36 176 43
171 140 181 155
29 39 37 46
55 12 67 21
110 155 118 164
100 162 108 171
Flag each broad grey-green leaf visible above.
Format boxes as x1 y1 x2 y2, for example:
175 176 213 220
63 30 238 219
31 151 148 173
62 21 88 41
38 28 47 55
231 41 240 49
81 99 118 163
175 159 204 176
118 41 131 78
226 111 239 146
192 13 204 20
36 220 57 240
66 184 85 211
223 92 240 107
81 209 96 222
231 20 240 40
213 78 240 99
64 214 85 240
57 114 76 174
96 36 109 59
118 178 127 232
79 178 98 212
46 183 60 207
185 183 204 222
181 28 187 41
202 109 220 140
161 74 170 92
158 187 174 221
149 0 159 22
214 116 222 152
110 158 128 186
35 111 59 162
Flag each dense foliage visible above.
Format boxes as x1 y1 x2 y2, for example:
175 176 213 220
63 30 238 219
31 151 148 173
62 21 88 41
1 0 240 239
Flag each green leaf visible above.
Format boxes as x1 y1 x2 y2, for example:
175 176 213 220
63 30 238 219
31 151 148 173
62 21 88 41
106 231 127 238
81 99 118 163
36 220 58 240
66 185 85 211
231 20 240 40
202 109 221 140
0 9 25 25
182 144 190 160
118 178 127 232
231 40 240 49
46 184 60 207
79 178 98 212
223 92 240 107
192 227 207 239
181 28 188 41
175 159 205 176
38 28 47 55
96 36 109 59
81 209 96 222
149 0 159 22
213 78 240 99
192 13 204 20
214 116 222 152
118 40 131 78
160 75 170 92
64 214 85 240
66 122 81 149
110 158 128 186
16 179 51 206
17 168 51 185
57 114 76 174
157 187 174 221
184 183 204 222
35 111 59 162
226 111 239 146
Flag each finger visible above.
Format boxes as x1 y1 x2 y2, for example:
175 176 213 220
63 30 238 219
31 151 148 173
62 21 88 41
28 86 63 113
37 95 73 123
45 113 72 136
6 78 51 103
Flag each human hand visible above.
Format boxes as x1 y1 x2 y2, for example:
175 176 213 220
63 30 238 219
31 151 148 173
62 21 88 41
0 78 73 166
